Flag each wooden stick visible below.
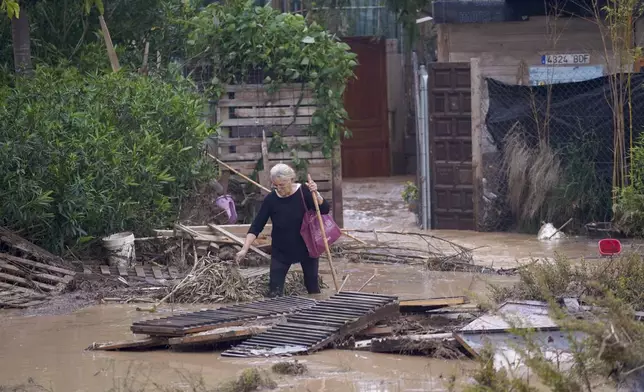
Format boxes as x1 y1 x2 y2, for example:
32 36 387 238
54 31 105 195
308 174 339 292
98 15 120 72
208 224 271 260
357 271 377 292
342 231 367 245
339 274 350 292
207 153 270 193
547 218 573 240
258 130 270 193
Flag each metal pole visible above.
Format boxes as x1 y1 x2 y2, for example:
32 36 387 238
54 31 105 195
417 66 428 230
419 65 431 230
411 52 423 228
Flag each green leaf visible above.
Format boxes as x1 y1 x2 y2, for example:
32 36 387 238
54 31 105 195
2 0 19 19
301 36 315 44
300 57 310 65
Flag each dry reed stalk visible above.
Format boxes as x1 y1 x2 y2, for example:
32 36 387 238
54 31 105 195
502 129 562 221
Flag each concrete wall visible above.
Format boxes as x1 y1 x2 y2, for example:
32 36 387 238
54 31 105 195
439 16 619 84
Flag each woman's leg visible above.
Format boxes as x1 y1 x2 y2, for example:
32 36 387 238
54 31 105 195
268 257 291 297
301 257 321 294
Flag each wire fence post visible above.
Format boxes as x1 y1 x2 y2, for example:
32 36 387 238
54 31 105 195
419 65 430 230
412 52 424 229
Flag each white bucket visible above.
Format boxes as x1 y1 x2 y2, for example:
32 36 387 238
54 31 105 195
102 231 136 268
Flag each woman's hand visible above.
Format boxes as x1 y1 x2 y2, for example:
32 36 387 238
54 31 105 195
306 174 318 193
235 248 248 263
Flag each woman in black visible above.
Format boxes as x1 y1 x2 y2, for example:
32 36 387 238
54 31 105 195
236 163 330 296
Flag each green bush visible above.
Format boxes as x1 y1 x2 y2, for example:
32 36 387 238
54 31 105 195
490 253 644 311
186 0 357 156
614 131 644 236
0 65 214 253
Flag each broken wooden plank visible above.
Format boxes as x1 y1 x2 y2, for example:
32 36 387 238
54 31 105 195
0 253 75 276
151 267 163 279
0 282 48 298
0 271 57 291
168 325 270 347
356 326 394 338
179 224 272 238
153 230 220 242
208 224 270 260
0 227 63 264
370 333 460 356
117 265 128 277
222 292 399 357
0 299 47 309
99 265 111 275
0 261 70 285
400 296 467 313
175 224 211 241
86 337 169 351
135 266 146 278
131 296 317 337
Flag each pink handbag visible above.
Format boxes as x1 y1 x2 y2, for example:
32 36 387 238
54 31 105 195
299 187 342 258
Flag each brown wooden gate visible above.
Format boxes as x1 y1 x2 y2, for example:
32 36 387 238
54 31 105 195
341 37 390 178
427 63 474 230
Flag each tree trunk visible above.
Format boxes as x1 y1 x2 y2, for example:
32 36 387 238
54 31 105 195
11 8 32 75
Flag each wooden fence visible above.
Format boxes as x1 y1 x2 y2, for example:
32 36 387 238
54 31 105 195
209 84 342 223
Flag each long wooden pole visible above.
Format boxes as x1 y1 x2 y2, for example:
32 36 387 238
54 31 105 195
308 174 339 292
208 153 270 193
98 15 120 73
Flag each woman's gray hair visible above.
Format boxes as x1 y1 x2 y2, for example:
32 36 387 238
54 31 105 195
270 163 296 182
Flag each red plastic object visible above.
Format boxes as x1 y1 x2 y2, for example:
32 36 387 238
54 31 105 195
598 238 622 256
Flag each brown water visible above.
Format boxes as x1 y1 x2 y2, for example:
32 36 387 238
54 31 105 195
0 260 510 392
0 177 632 391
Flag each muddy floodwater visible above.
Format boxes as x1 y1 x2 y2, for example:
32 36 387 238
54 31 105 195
0 177 636 391
0 261 497 392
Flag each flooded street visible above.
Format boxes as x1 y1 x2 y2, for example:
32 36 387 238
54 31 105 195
0 177 633 391
0 301 471 391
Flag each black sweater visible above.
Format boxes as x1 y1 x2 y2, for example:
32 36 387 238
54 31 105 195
249 184 330 264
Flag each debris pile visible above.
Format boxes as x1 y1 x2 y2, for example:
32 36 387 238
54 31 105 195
0 227 76 309
332 229 485 273
165 258 325 304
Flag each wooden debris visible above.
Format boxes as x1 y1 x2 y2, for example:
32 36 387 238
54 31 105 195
131 296 317 337
83 265 181 282
370 333 465 358
0 288 47 308
0 253 75 298
0 227 64 264
0 253 75 276
86 337 169 351
222 292 400 358
208 224 270 260
169 325 270 347
332 230 485 273
356 325 394 337
400 296 468 313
